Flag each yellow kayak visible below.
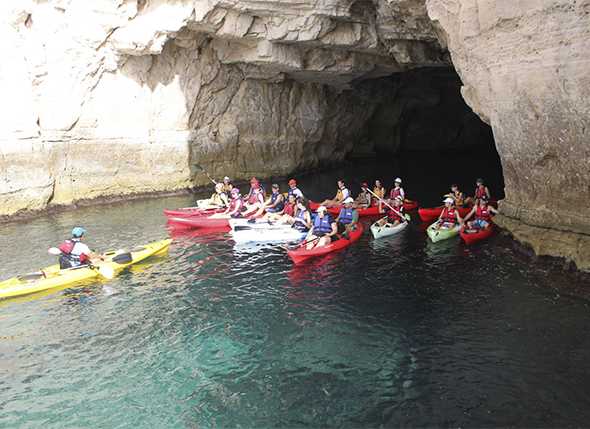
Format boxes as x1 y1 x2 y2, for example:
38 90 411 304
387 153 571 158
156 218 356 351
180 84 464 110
0 239 171 300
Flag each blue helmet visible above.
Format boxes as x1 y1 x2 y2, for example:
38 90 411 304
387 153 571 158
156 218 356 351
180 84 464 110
72 227 86 238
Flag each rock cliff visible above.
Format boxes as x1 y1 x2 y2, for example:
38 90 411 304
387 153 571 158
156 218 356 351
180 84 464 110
0 0 588 269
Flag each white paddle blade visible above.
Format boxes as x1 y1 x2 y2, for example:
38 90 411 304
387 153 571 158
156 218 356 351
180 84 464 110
48 247 62 255
96 264 115 280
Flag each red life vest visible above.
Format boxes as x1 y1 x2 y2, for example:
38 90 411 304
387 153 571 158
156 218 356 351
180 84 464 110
229 198 243 212
390 187 403 200
58 239 89 264
476 205 492 221
475 185 487 199
283 203 295 217
441 207 456 224
386 206 404 223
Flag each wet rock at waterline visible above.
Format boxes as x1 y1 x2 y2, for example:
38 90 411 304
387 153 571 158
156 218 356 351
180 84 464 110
0 0 588 270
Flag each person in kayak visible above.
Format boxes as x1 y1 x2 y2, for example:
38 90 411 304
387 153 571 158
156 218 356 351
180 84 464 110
56 227 101 269
436 197 464 229
444 184 466 207
389 178 405 202
254 183 284 217
305 206 338 249
221 176 233 194
270 193 297 223
291 197 312 232
355 182 372 208
463 197 498 230
336 197 359 237
377 196 405 227
206 183 229 208
372 180 385 204
244 178 265 211
320 180 350 207
288 179 304 199
212 188 244 218
466 178 491 205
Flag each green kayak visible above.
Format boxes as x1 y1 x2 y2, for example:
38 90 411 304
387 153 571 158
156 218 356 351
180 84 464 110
426 222 460 243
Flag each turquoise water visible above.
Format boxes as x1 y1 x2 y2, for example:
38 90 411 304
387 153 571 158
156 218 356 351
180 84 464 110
1 159 589 428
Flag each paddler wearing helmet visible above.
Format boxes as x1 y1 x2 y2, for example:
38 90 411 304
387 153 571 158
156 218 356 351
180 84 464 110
389 177 405 202
243 177 265 210
336 197 359 237
287 178 304 199
207 182 229 208
253 183 285 217
355 182 372 208
211 187 245 218
53 227 101 269
436 197 464 229
463 196 498 231
320 180 350 208
444 184 465 207
305 205 337 250
221 176 233 194
466 178 491 206
372 179 385 204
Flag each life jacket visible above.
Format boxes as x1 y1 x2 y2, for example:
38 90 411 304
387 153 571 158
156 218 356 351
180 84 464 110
313 214 333 235
222 183 233 194
373 187 385 200
475 205 492 221
335 188 349 202
441 207 457 224
386 206 404 223
338 207 355 225
357 191 371 206
210 192 227 206
453 191 464 206
58 239 89 266
229 198 244 213
288 187 302 198
247 190 263 205
270 192 284 211
293 208 310 232
475 185 487 199
390 187 403 200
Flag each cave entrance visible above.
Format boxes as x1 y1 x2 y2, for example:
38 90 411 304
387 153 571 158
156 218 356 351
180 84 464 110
347 67 505 206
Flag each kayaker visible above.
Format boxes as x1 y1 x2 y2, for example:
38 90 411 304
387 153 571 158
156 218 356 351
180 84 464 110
291 197 312 232
463 197 498 230
466 178 491 205
56 227 101 269
320 180 350 208
436 197 463 229
389 178 405 202
206 183 229 208
287 179 304 199
254 183 284 217
221 176 233 193
212 188 244 218
372 180 385 204
355 182 372 208
305 206 337 249
272 193 297 222
244 178 265 210
444 184 465 207
377 196 405 227
336 197 359 237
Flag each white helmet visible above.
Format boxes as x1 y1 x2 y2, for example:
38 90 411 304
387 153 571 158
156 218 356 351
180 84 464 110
394 177 402 183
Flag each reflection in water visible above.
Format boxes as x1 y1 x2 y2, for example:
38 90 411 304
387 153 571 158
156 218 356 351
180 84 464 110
0 159 589 428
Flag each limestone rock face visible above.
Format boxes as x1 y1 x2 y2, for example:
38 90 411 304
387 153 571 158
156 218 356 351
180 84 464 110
0 0 444 216
426 0 590 270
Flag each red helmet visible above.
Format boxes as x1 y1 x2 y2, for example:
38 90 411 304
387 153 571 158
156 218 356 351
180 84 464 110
288 179 297 186
250 177 259 185
361 182 368 188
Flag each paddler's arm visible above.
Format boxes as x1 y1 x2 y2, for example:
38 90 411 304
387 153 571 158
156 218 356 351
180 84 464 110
456 212 464 226
463 207 476 222
328 222 338 237
489 206 499 215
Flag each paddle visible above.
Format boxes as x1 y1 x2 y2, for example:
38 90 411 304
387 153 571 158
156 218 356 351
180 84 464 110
366 188 410 222
282 235 321 251
193 163 218 186
48 247 119 280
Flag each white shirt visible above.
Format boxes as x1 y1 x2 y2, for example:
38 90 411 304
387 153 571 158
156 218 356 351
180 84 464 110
291 187 304 199
341 187 350 200
71 241 91 257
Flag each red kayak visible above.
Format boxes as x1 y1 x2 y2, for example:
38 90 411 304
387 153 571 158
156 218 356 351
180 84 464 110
287 223 364 264
167 216 232 229
460 224 494 245
163 207 223 218
309 201 417 217
418 206 472 223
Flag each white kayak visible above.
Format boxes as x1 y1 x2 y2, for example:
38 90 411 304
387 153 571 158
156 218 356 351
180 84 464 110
230 225 306 244
370 218 409 239
228 218 288 231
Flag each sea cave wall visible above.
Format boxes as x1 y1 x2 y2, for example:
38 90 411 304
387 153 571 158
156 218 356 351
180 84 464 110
0 0 589 270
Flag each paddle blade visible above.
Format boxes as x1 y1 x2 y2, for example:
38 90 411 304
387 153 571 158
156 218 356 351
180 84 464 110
111 252 133 264
96 264 115 280
48 247 62 255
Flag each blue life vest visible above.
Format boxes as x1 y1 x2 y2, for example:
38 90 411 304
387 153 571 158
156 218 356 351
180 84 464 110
338 207 355 225
313 214 333 235
288 187 302 198
270 192 284 211
293 208 309 232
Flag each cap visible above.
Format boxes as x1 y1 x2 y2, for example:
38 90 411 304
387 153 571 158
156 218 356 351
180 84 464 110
444 197 455 204
395 177 402 183
288 179 297 186
231 188 240 195
72 227 86 238
344 197 354 204
317 205 328 212
272 183 279 189
223 176 230 182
